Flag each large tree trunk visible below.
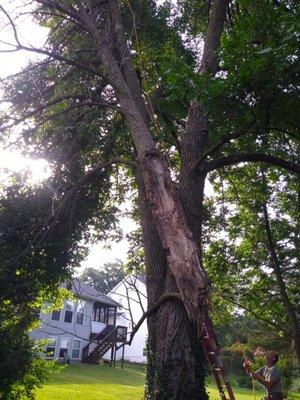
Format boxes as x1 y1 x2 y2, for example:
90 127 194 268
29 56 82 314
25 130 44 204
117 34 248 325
90 1 228 397
179 102 208 260
135 168 208 400
179 0 229 257
149 272 207 400
99 3 212 396
94 28 210 324
114 2 229 398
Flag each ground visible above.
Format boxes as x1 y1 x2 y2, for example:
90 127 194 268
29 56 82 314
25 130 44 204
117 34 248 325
35 363 300 400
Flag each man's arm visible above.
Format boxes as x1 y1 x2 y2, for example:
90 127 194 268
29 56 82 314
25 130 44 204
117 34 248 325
243 361 278 389
250 372 278 389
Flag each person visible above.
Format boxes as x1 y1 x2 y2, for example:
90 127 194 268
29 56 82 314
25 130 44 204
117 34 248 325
243 351 284 400
63 353 71 365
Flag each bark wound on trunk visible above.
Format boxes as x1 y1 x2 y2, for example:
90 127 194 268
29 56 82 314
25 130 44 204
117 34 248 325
136 167 208 400
139 150 210 322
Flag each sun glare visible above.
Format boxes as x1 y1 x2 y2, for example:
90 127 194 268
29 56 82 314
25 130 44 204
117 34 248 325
0 149 52 184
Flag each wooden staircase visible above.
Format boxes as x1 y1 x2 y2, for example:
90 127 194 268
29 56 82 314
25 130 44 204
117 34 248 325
82 325 117 364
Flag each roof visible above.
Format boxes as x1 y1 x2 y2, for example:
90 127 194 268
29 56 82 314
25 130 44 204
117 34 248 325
136 275 146 285
107 274 147 296
62 279 120 307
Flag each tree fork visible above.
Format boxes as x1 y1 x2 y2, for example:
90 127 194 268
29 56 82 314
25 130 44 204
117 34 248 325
96 29 213 320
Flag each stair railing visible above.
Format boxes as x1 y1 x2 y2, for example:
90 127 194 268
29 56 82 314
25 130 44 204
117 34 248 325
82 327 118 363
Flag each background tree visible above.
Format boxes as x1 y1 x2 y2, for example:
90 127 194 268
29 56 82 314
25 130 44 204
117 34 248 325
80 260 126 294
204 165 300 362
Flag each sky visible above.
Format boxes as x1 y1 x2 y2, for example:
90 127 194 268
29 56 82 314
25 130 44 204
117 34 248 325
0 1 213 273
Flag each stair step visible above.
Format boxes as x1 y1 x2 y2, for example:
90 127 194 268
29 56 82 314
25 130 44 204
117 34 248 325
82 328 118 365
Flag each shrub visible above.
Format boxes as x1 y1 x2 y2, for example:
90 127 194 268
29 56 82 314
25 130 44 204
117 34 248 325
0 309 58 400
234 375 253 389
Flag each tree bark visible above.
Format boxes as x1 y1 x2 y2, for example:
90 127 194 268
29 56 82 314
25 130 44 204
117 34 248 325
135 168 208 400
179 0 229 260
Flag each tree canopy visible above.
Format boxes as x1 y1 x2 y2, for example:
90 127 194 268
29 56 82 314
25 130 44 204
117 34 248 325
80 260 126 294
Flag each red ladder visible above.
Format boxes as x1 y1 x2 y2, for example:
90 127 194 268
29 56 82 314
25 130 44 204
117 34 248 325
200 309 236 400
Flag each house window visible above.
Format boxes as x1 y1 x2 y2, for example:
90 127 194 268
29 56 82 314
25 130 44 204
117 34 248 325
64 301 74 323
51 310 61 321
93 306 115 324
143 335 148 357
117 326 127 342
59 337 70 357
108 308 115 325
45 337 56 358
76 301 85 325
94 307 106 323
71 339 81 358
143 345 147 357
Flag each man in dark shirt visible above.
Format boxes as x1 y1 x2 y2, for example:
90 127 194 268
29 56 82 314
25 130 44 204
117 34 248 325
244 351 284 400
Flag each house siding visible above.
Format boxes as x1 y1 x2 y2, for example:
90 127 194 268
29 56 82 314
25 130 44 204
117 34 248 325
31 298 94 361
107 276 148 363
30 282 119 363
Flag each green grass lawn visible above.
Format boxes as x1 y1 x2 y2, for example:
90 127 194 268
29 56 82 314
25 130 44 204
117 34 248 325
35 363 300 400
35 363 145 400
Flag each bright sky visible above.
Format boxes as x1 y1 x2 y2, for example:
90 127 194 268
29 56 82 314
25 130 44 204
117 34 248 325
0 1 213 273
0 1 50 180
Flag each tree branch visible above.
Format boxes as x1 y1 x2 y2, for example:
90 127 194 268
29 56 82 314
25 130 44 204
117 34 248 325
71 158 137 191
0 5 22 47
194 119 256 167
35 0 86 28
200 0 230 74
117 293 182 349
206 153 300 174
0 59 52 83
262 203 298 323
0 4 99 74
2 99 120 136
0 41 99 75
222 294 293 337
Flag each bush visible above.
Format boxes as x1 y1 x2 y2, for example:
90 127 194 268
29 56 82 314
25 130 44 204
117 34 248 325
0 311 58 400
290 376 300 392
1 358 58 400
277 356 298 396
233 375 253 389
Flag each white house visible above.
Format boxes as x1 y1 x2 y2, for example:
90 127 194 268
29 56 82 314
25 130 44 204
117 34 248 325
108 275 148 363
31 276 148 364
31 279 124 364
